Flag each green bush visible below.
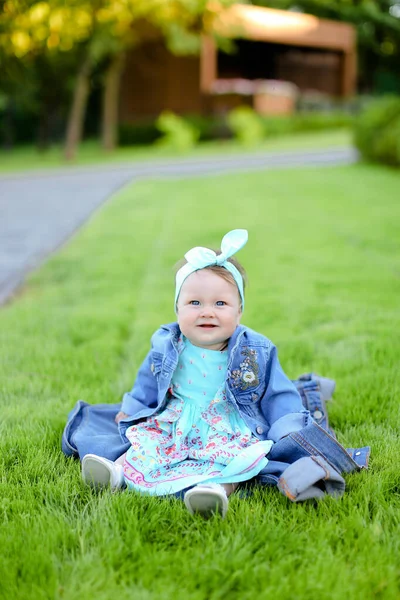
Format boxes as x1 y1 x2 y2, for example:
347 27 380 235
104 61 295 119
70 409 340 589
155 111 199 151
118 110 353 148
119 116 227 146
260 112 353 137
353 96 400 166
292 112 354 131
119 121 160 146
0 105 39 145
185 115 231 141
373 118 400 166
259 116 293 137
227 106 264 146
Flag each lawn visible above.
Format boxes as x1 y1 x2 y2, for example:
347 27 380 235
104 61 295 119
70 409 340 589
0 162 399 600
0 129 351 174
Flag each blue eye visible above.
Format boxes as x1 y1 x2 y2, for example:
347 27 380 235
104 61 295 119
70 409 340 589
189 300 200 306
216 301 226 306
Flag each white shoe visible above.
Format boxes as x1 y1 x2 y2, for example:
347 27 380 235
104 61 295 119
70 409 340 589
184 484 229 518
82 454 125 490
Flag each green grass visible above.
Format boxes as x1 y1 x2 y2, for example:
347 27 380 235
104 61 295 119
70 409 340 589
1 163 400 599
0 129 351 174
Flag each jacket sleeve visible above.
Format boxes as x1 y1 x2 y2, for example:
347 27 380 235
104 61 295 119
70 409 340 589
120 350 159 416
260 345 311 442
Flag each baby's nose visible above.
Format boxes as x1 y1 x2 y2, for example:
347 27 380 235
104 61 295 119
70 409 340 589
200 304 215 317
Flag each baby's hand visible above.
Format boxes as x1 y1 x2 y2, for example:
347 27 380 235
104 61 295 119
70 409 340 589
115 411 130 424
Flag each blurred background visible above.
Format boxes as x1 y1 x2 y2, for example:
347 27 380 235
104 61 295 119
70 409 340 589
0 0 400 166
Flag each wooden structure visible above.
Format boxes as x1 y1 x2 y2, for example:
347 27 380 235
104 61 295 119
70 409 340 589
119 4 356 122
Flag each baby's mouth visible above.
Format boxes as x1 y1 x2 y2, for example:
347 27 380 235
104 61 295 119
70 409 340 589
198 324 217 328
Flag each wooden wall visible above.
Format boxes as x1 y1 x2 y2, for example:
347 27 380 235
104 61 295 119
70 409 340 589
119 22 356 123
276 50 342 96
119 42 202 122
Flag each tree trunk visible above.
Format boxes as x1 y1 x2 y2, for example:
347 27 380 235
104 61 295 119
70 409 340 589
101 52 126 152
64 56 92 160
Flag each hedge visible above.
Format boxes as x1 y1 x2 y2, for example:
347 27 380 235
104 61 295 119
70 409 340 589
118 111 353 147
353 96 400 167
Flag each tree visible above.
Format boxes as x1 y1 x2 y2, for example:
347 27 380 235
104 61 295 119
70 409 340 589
0 0 95 150
1 0 240 157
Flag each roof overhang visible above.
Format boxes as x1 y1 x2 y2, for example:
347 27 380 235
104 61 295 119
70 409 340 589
213 4 355 52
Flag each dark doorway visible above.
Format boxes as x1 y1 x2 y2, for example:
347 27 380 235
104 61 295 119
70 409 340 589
217 40 342 96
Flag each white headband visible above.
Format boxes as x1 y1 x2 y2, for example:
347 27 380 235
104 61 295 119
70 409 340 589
175 229 248 310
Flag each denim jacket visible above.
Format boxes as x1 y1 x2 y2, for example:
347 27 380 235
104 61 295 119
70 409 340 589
119 322 310 443
62 323 370 501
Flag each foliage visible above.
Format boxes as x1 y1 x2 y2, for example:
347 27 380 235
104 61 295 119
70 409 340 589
156 110 200 150
0 0 238 152
119 120 160 146
228 108 352 146
227 106 264 145
119 115 229 146
0 1 217 60
119 111 353 148
354 95 400 166
261 112 354 136
1 164 400 598
185 114 232 141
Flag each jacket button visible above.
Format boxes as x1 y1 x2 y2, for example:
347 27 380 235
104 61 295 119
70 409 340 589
313 410 323 420
256 426 263 435
252 393 258 402
150 363 155 373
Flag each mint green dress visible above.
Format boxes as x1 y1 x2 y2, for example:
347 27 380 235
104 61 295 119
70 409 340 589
124 338 272 495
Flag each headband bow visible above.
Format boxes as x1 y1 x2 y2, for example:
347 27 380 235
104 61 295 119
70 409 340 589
175 229 248 311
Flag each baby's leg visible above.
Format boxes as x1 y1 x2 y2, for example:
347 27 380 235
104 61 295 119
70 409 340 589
114 452 126 466
221 483 238 496
81 454 125 490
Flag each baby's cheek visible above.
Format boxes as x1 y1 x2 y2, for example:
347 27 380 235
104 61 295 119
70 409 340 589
177 317 191 335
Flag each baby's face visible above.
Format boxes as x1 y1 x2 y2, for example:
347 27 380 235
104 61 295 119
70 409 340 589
176 269 242 351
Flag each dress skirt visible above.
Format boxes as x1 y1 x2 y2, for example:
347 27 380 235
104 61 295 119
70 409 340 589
123 388 273 495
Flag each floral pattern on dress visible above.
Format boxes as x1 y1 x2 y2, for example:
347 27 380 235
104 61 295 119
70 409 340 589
123 385 272 496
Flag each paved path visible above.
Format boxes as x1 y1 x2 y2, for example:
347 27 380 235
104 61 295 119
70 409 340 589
0 146 357 305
